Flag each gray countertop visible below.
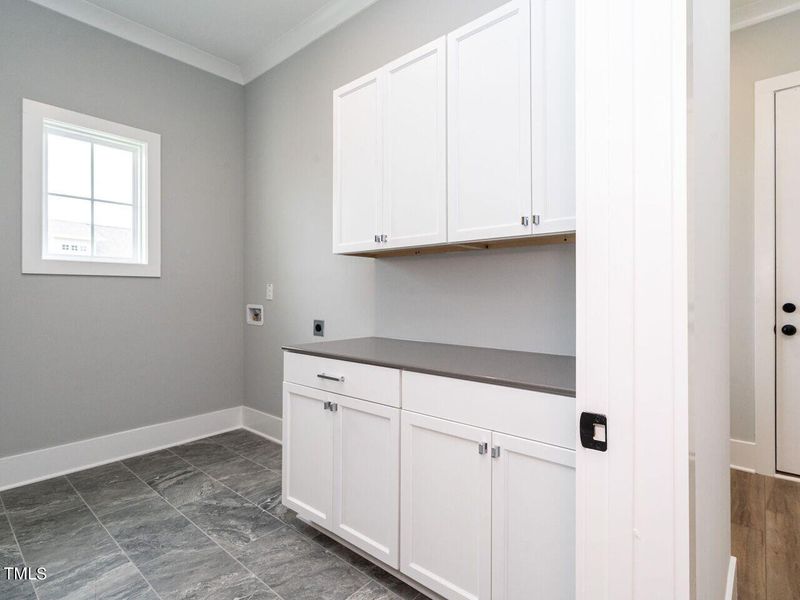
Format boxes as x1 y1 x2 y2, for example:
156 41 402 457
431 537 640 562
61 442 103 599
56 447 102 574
282 337 576 397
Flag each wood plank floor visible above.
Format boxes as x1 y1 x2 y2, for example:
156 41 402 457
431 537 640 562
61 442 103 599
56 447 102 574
732 469 800 600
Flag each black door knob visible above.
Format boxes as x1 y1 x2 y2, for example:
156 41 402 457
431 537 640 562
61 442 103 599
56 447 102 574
784 303 797 313
782 324 797 336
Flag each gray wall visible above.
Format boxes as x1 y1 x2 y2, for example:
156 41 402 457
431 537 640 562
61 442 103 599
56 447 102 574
730 12 800 441
244 0 576 416
0 0 245 458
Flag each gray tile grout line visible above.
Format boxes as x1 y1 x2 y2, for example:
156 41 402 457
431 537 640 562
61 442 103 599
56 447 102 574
173 437 408 600
117 460 289 600
0 493 43 600
63 476 166 600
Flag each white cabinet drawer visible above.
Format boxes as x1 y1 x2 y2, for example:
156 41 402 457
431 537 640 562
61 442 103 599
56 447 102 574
284 352 401 408
402 371 575 449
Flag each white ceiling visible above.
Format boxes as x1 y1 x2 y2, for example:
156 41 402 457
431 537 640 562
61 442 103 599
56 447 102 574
27 0 378 84
25 0 800 84
731 0 800 30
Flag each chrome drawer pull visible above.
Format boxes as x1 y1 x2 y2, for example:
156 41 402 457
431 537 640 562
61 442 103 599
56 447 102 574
317 373 345 383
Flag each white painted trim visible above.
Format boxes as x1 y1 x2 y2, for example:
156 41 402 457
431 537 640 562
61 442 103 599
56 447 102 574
25 0 244 84
731 0 800 31
242 406 283 444
0 406 242 491
725 556 737 600
575 0 690 597
730 439 757 473
22 99 162 277
240 0 379 83
754 69 800 476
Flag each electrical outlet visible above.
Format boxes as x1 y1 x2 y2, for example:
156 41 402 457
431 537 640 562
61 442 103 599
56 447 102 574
266 283 274 301
313 320 325 337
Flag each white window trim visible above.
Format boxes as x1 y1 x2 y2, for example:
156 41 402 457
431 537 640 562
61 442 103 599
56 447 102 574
22 99 161 277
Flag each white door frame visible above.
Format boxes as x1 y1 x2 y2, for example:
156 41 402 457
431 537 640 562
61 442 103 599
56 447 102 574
576 0 690 598
754 69 800 477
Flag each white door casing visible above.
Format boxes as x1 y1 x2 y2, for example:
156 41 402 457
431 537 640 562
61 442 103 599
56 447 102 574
775 85 800 476
576 0 690 598
754 69 800 477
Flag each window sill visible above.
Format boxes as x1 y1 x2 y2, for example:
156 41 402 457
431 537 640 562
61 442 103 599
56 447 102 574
22 257 161 277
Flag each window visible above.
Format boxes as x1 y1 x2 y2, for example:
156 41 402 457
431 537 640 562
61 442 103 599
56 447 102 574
22 99 160 276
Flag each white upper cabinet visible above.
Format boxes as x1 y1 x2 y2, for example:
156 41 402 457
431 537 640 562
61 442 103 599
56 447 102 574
332 0 576 254
531 0 576 235
333 71 383 254
447 0 532 243
383 38 447 249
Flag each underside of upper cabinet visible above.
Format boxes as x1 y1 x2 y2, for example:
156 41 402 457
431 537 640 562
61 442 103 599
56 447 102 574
332 0 576 257
345 232 574 259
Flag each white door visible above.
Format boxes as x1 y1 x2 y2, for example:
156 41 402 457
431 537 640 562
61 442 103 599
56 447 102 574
491 433 576 600
282 383 334 525
332 394 400 568
775 85 800 476
400 412 491 600
531 0 576 235
447 0 532 243
382 37 447 249
333 71 383 253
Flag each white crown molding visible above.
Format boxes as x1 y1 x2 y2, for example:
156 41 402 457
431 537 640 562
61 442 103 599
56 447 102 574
240 0 380 83
732 0 800 31
26 0 245 84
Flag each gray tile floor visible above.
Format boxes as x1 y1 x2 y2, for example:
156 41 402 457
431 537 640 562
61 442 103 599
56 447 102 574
0 429 425 600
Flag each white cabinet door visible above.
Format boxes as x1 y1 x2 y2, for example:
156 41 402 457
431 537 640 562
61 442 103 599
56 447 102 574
282 383 334 526
531 0 576 235
333 394 400 568
400 412 492 600
333 71 383 253
447 0 532 243
491 433 576 600
382 37 447 249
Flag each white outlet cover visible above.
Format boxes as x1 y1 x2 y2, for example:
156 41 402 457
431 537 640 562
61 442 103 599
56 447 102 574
266 283 274 300
246 304 264 326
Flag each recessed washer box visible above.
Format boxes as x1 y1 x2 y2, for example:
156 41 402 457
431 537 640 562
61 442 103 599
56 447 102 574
246 304 264 326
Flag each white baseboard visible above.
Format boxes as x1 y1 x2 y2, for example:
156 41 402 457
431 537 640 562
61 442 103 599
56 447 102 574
730 439 757 473
726 556 737 600
242 406 282 444
0 406 243 491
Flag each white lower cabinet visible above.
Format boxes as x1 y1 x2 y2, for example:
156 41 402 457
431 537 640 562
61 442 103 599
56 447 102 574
491 433 576 600
399 413 575 600
400 412 492 600
282 383 334 526
282 383 401 567
333 394 400 568
283 357 576 600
